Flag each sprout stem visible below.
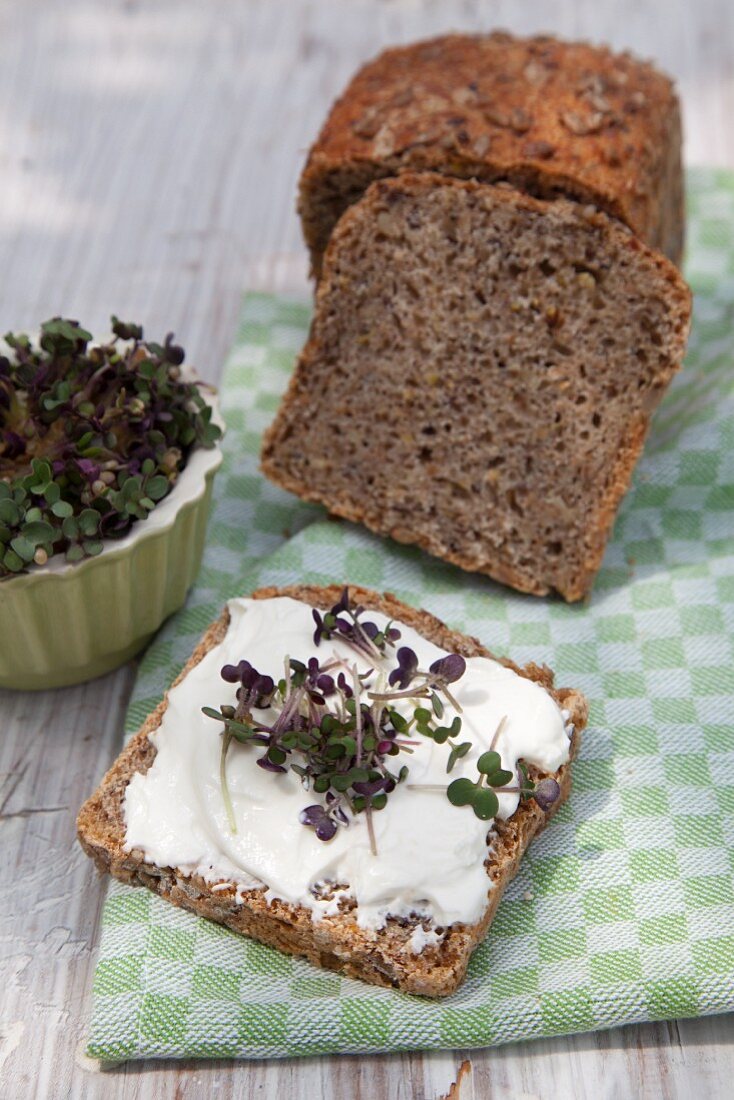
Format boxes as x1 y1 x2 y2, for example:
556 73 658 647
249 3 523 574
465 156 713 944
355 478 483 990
366 805 378 857
353 664 363 765
441 685 463 714
490 715 508 751
220 728 237 834
367 687 428 702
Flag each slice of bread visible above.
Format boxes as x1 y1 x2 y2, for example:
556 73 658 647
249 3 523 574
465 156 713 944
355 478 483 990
262 175 691 601
299 32 684 277
78 584 588 997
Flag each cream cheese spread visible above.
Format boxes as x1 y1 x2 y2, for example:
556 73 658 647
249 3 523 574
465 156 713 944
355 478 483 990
124 596 571 931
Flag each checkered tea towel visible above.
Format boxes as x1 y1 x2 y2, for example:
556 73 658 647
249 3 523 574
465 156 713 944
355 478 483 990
87 169 734 1060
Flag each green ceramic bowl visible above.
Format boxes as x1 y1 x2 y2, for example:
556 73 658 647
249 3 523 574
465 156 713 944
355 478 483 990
0 400 223 691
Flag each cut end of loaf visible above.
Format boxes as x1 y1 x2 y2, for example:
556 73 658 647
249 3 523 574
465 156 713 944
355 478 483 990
264 175 691 600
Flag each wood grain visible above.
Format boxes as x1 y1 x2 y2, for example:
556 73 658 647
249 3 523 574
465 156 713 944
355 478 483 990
0 1 732 1097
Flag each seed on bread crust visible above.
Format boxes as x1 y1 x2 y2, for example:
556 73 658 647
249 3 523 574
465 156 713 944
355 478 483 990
299 32 684 278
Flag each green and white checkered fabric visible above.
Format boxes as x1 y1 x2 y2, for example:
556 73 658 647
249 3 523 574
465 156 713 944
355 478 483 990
87 169 734 1060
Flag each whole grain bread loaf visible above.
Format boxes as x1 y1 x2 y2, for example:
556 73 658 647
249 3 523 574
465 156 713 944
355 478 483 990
299 32 684 277
262 175 691 601
77 584 588 997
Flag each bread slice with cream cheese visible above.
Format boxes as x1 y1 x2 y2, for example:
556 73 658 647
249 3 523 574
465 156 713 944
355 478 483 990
78 584 587 997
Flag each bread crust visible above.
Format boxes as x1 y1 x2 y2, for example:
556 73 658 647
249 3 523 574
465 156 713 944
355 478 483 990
299 32 684 277
77 584 588 997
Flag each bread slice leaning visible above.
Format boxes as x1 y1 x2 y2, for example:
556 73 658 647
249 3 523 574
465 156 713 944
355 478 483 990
262 175 691 601
78 584 588 997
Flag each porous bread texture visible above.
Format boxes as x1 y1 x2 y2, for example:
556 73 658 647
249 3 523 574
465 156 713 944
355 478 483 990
299 32 684 277
77 584 588 998
262 175 691 601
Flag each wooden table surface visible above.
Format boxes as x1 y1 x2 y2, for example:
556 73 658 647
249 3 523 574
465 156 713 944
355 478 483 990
1 2 732 1097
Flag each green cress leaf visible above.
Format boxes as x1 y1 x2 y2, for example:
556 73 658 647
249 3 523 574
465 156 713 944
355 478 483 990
2 548 24 572
40 317 92 344
21 520 55 546
472 788 499 820
10 535 35 562
518 762 534 799
145 475 170 501
62 516 79 540
446 741 472 773
0 499 21 526
447 777 477 806
78 509 100 536
390 710 408 733
477 750 502 776
488 768 515 788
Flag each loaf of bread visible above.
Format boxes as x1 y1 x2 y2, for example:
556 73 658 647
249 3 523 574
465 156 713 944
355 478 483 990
299 32 684 277
78 584 587 997
262 175 691 600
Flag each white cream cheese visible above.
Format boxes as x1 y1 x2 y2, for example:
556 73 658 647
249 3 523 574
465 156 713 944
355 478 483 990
124 596 571 931
407 924 443 955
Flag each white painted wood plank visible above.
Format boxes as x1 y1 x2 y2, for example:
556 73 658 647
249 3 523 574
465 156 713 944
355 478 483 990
0 2 732 1098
